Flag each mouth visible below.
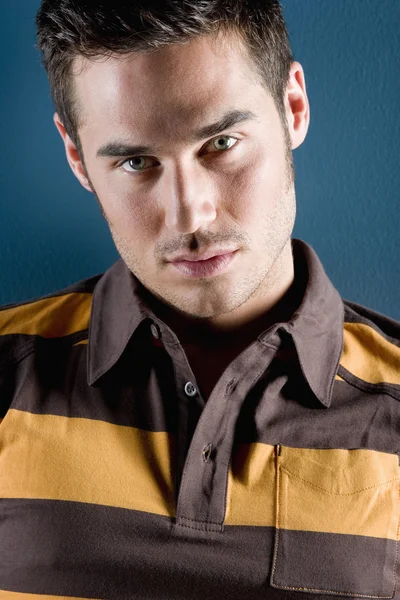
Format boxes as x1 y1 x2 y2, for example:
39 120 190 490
170 250 238 278
170 247 239 262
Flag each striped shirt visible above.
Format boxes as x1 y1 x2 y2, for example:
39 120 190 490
0 237 400 600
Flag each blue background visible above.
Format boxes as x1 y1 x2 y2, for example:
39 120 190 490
1 0 399 319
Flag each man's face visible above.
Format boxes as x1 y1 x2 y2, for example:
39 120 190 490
55 32 309 340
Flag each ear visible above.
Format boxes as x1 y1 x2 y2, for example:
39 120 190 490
284 61 310 150
53 112 93 193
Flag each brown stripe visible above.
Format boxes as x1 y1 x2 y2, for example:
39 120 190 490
270 528 398 596
0 500 272 599
0 293 92 338
342 322 400 384
1 497 398 599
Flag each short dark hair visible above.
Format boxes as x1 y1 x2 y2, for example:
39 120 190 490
35 0 294 156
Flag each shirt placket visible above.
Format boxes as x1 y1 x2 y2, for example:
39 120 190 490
171 342 279 537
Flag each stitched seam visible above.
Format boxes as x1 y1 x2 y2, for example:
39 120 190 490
271 449 398 597
258 342 279 350
177 516 222 526
176 516 223 533
176 520 222 532
218 381 239 529
272 585 393 597
388 478 400 598
337 365 400 402
270 446 281 585
281 466 399 495
328 301 346 400
176 379 233 525
0 340 35 370
0 329 90 370
343 311 400 348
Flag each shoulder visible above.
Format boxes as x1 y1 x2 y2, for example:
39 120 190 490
343 298 400 345
0 271 104 371
341 298 400 398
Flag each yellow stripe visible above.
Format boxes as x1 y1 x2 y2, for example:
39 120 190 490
73 339 88 346
0 591 102 600
0 409 176 517
342 322 400 384
226 443 276 526
0 293 92 338
277 445 399 539
2 411 398 538
226 444 399 539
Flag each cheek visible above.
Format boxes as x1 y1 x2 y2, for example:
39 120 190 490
251 148 286 201
100 184 152 233
225 151 275 217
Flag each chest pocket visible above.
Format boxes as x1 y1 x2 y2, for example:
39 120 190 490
270 445 400 597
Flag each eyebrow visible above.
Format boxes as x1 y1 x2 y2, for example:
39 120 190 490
96 109 259 159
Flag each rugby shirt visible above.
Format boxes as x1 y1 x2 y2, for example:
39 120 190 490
0 236 400 600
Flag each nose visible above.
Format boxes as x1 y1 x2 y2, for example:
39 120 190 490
163 164 217 234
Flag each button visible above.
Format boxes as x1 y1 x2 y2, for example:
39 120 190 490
202 444 213 463
184 382 197 396
150 323 161 339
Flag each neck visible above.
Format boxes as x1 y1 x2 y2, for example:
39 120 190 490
140 241 306 351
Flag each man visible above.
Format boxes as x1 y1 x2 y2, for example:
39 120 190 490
0 1 399 599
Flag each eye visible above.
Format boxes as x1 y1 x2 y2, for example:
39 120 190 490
119 134 240 175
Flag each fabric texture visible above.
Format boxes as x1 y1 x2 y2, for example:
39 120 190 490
0 237 400 599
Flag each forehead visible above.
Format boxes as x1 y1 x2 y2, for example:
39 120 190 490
73 33 265 139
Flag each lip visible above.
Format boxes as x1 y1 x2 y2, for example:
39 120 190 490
170 248 238 262
171 250 238 278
